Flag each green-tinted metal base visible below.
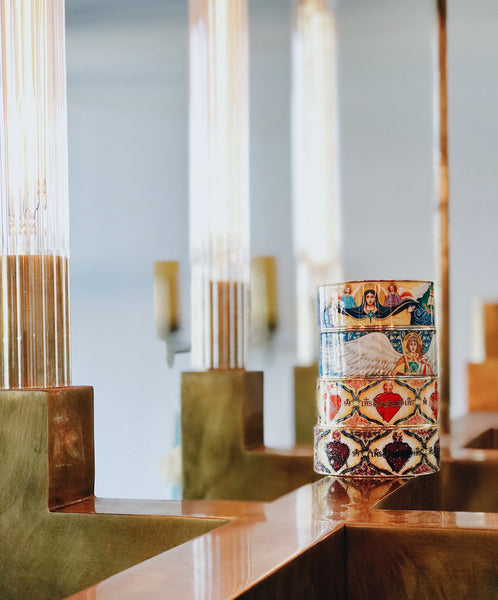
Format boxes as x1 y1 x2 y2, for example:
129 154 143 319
0 388 222 600
294 364 318 446
182 371 318 501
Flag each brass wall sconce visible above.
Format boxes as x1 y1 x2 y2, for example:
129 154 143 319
153 260 190 367
250 256 278 346
468 302 498 411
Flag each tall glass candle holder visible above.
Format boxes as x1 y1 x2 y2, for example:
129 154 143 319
292 0 342 366
0 0 70 388
189 0 250 370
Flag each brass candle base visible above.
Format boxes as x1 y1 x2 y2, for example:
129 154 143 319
294 364 318 446
0 387 221 600
182 370 318 501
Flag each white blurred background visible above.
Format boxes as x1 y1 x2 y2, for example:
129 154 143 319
66 0 498 498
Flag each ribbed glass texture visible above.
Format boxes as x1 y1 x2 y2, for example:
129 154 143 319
0 0 70 388
292 0 342 366
189 0 250 370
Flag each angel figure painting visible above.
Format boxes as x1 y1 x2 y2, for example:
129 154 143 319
392 332 434 376
320 329 437 378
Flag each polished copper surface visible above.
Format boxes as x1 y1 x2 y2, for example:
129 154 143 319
1 388 496 599
62 489 342 600
62 412 498 600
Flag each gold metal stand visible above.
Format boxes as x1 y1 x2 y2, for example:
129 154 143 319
294 364 318 446
0 388 221 600
182 371 318 501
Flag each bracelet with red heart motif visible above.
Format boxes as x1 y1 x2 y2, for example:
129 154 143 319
316 377 439 428
314 425 439 478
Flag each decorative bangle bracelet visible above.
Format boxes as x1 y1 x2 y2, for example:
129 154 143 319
319 329 437 378
318 280 435 330
314 425 439 478
317 377 439 427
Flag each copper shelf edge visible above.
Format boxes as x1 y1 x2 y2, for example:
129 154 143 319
60 411 498 600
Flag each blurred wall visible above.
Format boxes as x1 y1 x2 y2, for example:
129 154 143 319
66 0 498 498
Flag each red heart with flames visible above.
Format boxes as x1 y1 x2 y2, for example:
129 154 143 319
382 432 413 473
374 390 403 422
430 384 439 420
326 431 350 471
324 393 342 421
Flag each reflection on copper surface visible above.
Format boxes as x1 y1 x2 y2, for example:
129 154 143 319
52 406 85 468
312 477 350 521
193 528 252 600
312 476 406 521
296 485 331 546
337 477 405 505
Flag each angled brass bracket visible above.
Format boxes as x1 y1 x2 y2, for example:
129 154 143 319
182 371 318 501
0 388 221 600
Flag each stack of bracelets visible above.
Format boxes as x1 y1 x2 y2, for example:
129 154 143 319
314 280 440 477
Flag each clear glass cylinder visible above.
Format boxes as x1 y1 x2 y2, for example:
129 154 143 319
292 0 342 366
189 0 250 370
0 0 70 388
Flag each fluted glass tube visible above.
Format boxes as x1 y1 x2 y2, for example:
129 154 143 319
189 0 249 370
0 0 70 388
292 0 342 366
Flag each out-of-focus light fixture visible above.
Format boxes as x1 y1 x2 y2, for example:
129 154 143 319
250 256 278 346
292 0 342 366
189 0 250 370
0 0 70 388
